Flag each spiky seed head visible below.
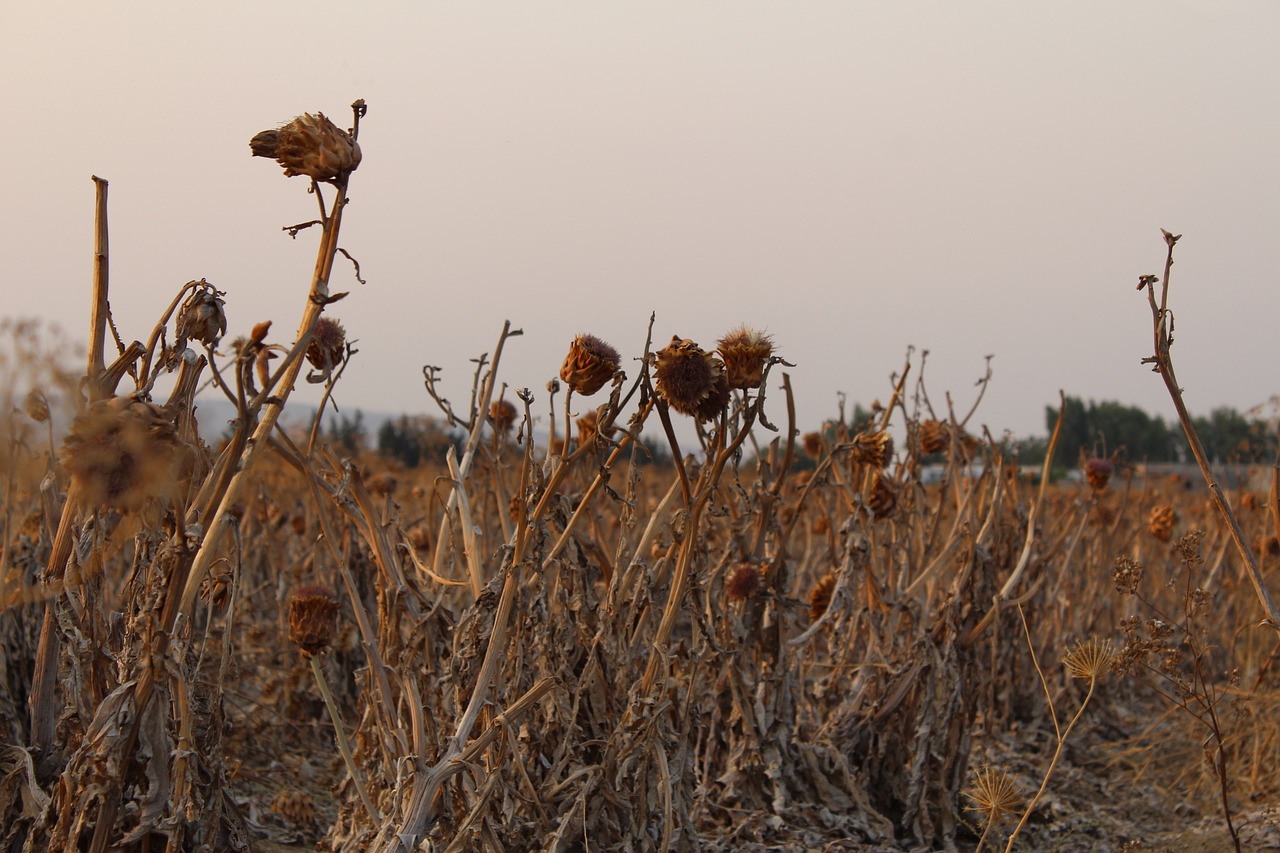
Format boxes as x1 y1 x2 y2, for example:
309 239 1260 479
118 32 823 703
250 112 361 181
918 419 950 455
654 336 726 421
1063 637 1115 680
965 766 1022 824
559 334 621 396
60 398 182 513
23 389 50 423
489 399 518 437
1084 457 1114 491
725 562 764 602
716 325 773 390
306 317 346 374
851 430 894 467
288 584 340 655
1148 504 1176 542
808 572 836 620
176 283 227 347
691 371 732 423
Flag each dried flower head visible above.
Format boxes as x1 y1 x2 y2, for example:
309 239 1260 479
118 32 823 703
290 514 307 537
868 474 898 519
1241 492 1261 512
288 584 340 655
1063 637 1115 681
489 399 518 436
1084 457 1114 491
1112 556 1144 595
802 431 823 459
654 336 726 421
560 334 621 396
725 562 764 602
176 282 227 347
60 398 182 513
851 430 893 468
716 325 773 390
271 790 318 827
918 419 950 455
250 112 361 181
366 472 397 498
576 409 606 447
23 389 50 423
408 523 432 553
306 317 347 374
965 765 1022 824
808 572 836 620
1148 504 1176 542
201 567 233 611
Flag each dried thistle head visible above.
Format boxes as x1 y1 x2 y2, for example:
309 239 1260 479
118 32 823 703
1084 457 1114 491
808 572 836 620
851 430 893 468
653 336 728 422
1063 637 1115 681
576 409 607 447
1148 504 1176 542
250 112 361 181
725 562 764 602
489 399 518 437
868 473 897 519
716 325 773 390
559 334 621 396
917 419 950 455
306 317 346 374
366 472 398 498
288 584 340 655
176 282 227 347
802 431 823 459
965 765 1022 825
60 398 183 513
23 389 50 423
271 790 318 827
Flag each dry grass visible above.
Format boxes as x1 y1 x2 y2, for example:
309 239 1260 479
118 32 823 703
0 102 1278 852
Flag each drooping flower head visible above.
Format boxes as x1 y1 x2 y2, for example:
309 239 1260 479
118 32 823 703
288 584 340 655
559 334 621 396
250 112 361 181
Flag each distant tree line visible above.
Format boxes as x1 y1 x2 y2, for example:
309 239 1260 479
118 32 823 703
1017 396 1278 467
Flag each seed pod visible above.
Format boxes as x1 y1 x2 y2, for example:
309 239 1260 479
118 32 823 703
251 112 361 181
288 584 340 655
559 334 621 396
716 326 773 390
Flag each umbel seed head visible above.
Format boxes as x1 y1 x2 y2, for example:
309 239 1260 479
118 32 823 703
250 112 361 181
559 334 621 396
654 336 729 422
288 584 340 655
716 326 773 390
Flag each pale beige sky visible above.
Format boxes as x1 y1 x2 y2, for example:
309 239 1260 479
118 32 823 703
4 2 1278 440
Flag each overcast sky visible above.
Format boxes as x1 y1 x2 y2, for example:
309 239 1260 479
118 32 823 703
4 2 1278 443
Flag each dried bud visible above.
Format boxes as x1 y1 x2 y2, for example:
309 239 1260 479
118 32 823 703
559 334 621 396
808 573 836 620
918 420 950 455
176 283 227 346
716 326 773 390
851 430 893 467
1084 458 1113 491
489 399 518 436
653 336 726 421
725 562 764 602
288 584 340 655
306 317 346 374
1148 504 1176 542
60 399 182 513
251 112 361 181
23 389 50 423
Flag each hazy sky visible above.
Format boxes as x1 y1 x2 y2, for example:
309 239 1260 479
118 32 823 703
5 2 1279 442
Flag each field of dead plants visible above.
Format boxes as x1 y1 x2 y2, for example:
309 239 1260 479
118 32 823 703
2 102 1279 852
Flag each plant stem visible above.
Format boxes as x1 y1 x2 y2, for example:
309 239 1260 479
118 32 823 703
309 654 381 823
